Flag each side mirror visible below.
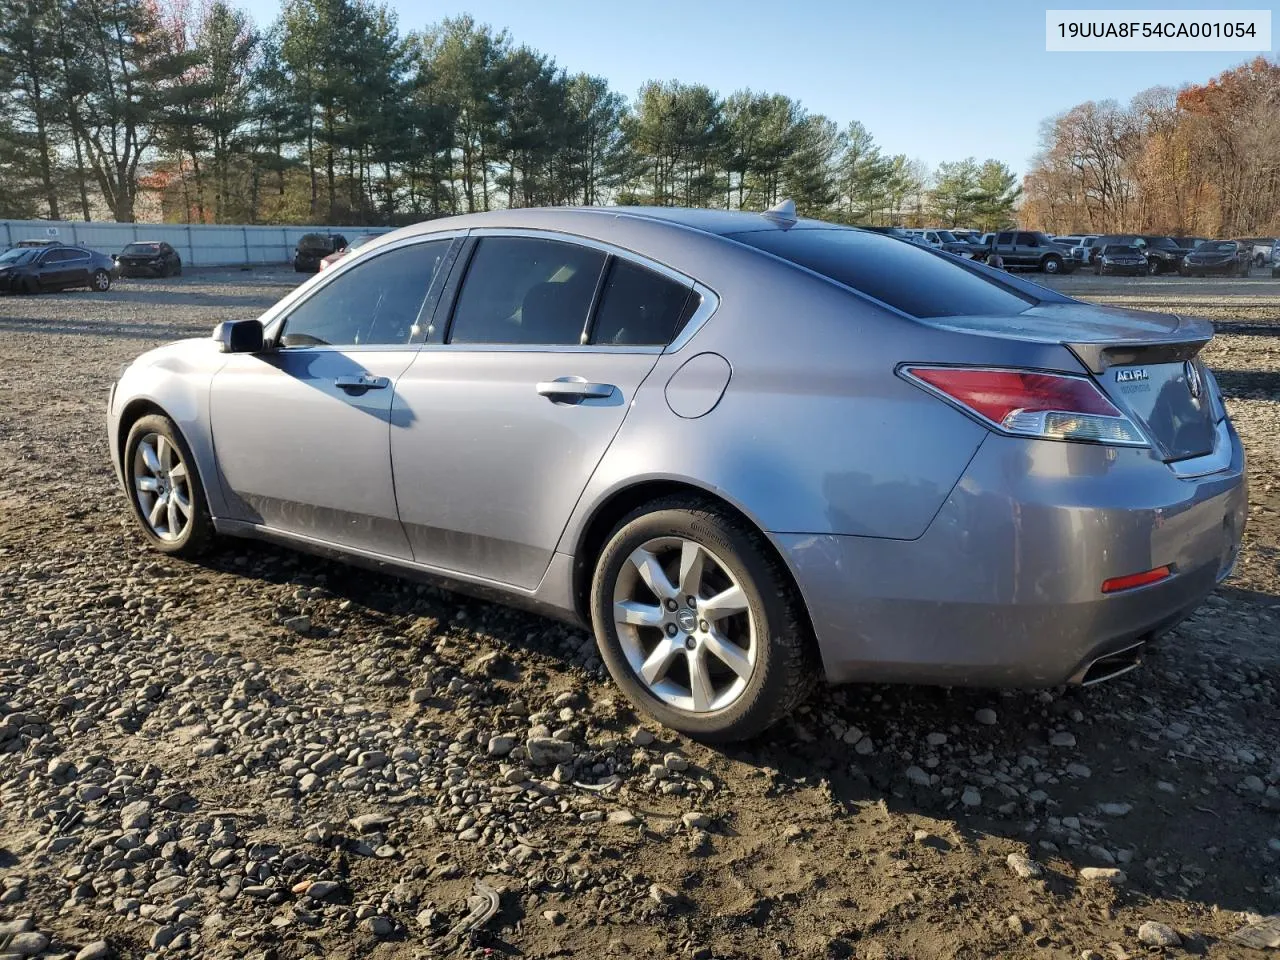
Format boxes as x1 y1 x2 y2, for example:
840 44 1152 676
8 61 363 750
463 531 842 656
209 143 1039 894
213 318 265 353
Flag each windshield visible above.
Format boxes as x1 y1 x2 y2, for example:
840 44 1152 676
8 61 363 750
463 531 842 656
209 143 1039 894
1146 237 1179 250
1104 245 1139 255
0 248 37 265
123 243 161 254
935 231 958 243
1202 241 1236 253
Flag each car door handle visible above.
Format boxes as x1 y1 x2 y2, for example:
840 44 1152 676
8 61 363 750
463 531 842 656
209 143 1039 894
536 377 616 400
335 374 390 391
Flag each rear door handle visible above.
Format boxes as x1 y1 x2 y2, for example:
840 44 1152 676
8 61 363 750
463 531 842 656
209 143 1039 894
335 374 390 391
536 377 616 400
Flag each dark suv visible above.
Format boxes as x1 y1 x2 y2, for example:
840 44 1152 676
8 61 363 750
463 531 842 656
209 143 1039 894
293 233 348 273
984 231 1075 274
1085 235 1191 274
115 241 182 278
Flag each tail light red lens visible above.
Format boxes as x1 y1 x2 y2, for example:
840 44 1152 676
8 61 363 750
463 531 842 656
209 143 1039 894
902 366 1146 446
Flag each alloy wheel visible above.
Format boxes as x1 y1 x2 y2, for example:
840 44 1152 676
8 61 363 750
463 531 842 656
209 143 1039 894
612 536 757 713
132 433 193 542
93 271 110 291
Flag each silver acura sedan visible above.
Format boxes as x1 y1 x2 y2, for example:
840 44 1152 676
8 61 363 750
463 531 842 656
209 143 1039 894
107 206 1247 741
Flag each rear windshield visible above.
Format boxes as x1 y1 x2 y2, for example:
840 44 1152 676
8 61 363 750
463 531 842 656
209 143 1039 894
1202 241 1236 253
123 243 161 253
728 227 1036 318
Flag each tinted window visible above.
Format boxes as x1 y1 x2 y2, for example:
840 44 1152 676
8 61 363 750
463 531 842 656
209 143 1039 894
280 240 449 348
1015 232 1038 246
42 249 74 263
449 237 606 345
0 248 36 264
124 243 160 254
591 259 692 346
730 228 1036 319
1103 245 1138 254
996 232 1014 244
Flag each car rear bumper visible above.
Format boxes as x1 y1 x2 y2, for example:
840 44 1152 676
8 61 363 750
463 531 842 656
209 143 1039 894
777 425 1247 688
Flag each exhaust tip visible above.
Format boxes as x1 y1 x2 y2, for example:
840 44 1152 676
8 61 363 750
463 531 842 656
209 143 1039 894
1078 641 1146 686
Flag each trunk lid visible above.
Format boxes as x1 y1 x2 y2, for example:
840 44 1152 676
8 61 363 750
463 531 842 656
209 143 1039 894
924 302 1218 461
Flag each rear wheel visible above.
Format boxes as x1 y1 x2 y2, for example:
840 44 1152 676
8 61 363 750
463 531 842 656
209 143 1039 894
123 414 214 558
590 497 815 741
92 269 111 292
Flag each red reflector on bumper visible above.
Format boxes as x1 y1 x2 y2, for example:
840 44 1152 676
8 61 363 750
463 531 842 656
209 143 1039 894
1101 566 1171 594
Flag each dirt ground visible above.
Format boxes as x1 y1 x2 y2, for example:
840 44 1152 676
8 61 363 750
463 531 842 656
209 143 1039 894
0 267 1277 960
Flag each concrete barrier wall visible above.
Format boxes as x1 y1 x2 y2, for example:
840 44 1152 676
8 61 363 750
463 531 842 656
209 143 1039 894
0 220 396 267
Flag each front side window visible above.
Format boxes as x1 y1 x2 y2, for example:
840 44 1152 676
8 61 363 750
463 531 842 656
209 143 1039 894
730 227 1035 319
448 237 606 345
590 259 692 346
278 240 450 348
1016 232 1038 246
996 232 1014 244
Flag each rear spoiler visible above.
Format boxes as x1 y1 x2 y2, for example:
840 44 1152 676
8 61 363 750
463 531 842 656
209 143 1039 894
1067 314 1213 374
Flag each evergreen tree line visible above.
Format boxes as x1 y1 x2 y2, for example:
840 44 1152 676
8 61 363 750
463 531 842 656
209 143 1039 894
0 0 1022 227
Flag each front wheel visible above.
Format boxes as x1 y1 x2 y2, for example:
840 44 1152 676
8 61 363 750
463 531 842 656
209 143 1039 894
92 269 111 292
590 497 815 741
1041 254 1063 274
1147 260 1160 275
123 414 214 558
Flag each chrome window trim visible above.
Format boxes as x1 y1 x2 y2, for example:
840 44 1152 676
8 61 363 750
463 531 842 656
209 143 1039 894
260 231 467 342
441 227 720 352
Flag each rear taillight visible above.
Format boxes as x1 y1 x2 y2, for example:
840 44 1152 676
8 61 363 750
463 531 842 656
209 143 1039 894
902 366 1147 446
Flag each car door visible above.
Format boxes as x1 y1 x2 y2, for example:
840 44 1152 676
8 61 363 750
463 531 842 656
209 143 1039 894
994 231 1015 262
1013 232 1040 266
36 248 73 287
392 231 695 590
208 237 456 558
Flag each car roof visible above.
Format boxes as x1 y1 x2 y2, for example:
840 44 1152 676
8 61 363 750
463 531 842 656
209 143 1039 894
403 205 846 241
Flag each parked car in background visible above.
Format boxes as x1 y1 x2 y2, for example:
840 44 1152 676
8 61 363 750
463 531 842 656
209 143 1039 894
107 204 1246 739
1095 244 1149 277
1243 237 1278 268
8 238 59 249
906 229 975 256
0 243 116 293
949 229 984 244
1172 236 1211 250
1052 234 1097 249
319 234 381 271
984 231 1075 273
293 233 348 273
115 241 182 278
1069 237 1102 264
1181 240 1252 277
1137 236 1195 275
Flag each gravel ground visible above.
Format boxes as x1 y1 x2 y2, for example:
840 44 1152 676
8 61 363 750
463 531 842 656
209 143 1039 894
0 268 1277 960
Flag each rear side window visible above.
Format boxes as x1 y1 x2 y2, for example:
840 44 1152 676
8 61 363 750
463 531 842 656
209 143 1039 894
729 228 1035 319
449 237 606 345
591 259 691 346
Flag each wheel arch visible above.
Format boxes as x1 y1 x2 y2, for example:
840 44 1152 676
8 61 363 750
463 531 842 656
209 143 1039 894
567 478 816 646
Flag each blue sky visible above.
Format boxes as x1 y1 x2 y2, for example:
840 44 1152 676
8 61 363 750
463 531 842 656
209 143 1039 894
237 0 1271 176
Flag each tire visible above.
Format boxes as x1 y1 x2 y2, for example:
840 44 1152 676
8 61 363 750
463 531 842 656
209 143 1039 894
590 496 816 741
23 275 41 295
123 414 214 558
1147 260 1160 275
1255 253 1267 268
1041 254 1063 274
91 269 111 292
173 262 182 276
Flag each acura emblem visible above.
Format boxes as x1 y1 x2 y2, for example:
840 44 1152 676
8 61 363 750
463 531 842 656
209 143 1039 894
1184 360 1203 402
